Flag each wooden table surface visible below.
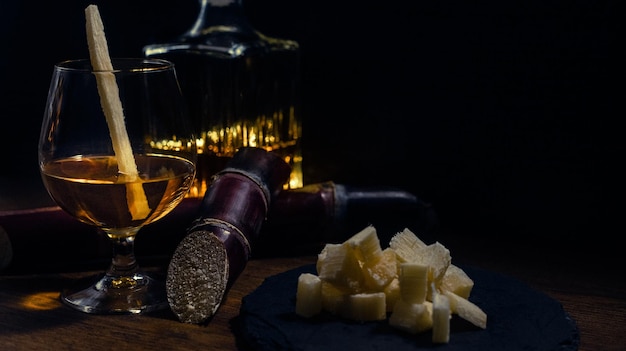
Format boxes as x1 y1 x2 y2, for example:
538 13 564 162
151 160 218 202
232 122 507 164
1 252 625 351
1 202 625 350
0 256 314 350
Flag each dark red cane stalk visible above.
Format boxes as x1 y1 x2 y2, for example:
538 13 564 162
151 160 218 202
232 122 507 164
166 147 290 324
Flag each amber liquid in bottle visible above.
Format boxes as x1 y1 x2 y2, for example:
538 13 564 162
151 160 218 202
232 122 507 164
143 0 303 197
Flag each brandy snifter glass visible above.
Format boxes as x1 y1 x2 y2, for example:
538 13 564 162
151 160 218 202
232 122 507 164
38 58 196 314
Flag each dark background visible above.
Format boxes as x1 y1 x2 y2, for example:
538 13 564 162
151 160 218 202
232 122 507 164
0 1 621 259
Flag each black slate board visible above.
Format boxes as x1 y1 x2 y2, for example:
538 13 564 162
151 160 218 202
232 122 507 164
233 264 579 351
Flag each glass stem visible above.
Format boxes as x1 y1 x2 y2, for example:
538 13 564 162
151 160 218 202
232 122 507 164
107 231 140 278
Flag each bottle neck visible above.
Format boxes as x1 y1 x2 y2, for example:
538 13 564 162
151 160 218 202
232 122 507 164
184 0 256 39
143 0 298 58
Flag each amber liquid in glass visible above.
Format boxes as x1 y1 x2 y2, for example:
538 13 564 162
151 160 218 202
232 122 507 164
41 154 195 237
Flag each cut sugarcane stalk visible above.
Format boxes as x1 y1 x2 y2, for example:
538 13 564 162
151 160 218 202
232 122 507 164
85 4 150 220
432 291 451 344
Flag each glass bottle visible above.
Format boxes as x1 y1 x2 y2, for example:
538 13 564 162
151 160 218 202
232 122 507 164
143 0 303 198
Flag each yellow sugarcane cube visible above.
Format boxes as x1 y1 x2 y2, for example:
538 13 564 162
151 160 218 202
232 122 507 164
343 292 387 322
432 293 451 343
444 290 487 329
399 262 428 304
441 264 474 299
362 247 398 291
295 273 322 318
389 299 433 334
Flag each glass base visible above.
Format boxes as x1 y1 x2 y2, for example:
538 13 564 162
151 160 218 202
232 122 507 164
61 271 168 314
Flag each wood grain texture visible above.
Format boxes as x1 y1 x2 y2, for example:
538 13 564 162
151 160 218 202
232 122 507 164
0 257 315 350
1 253 625 350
